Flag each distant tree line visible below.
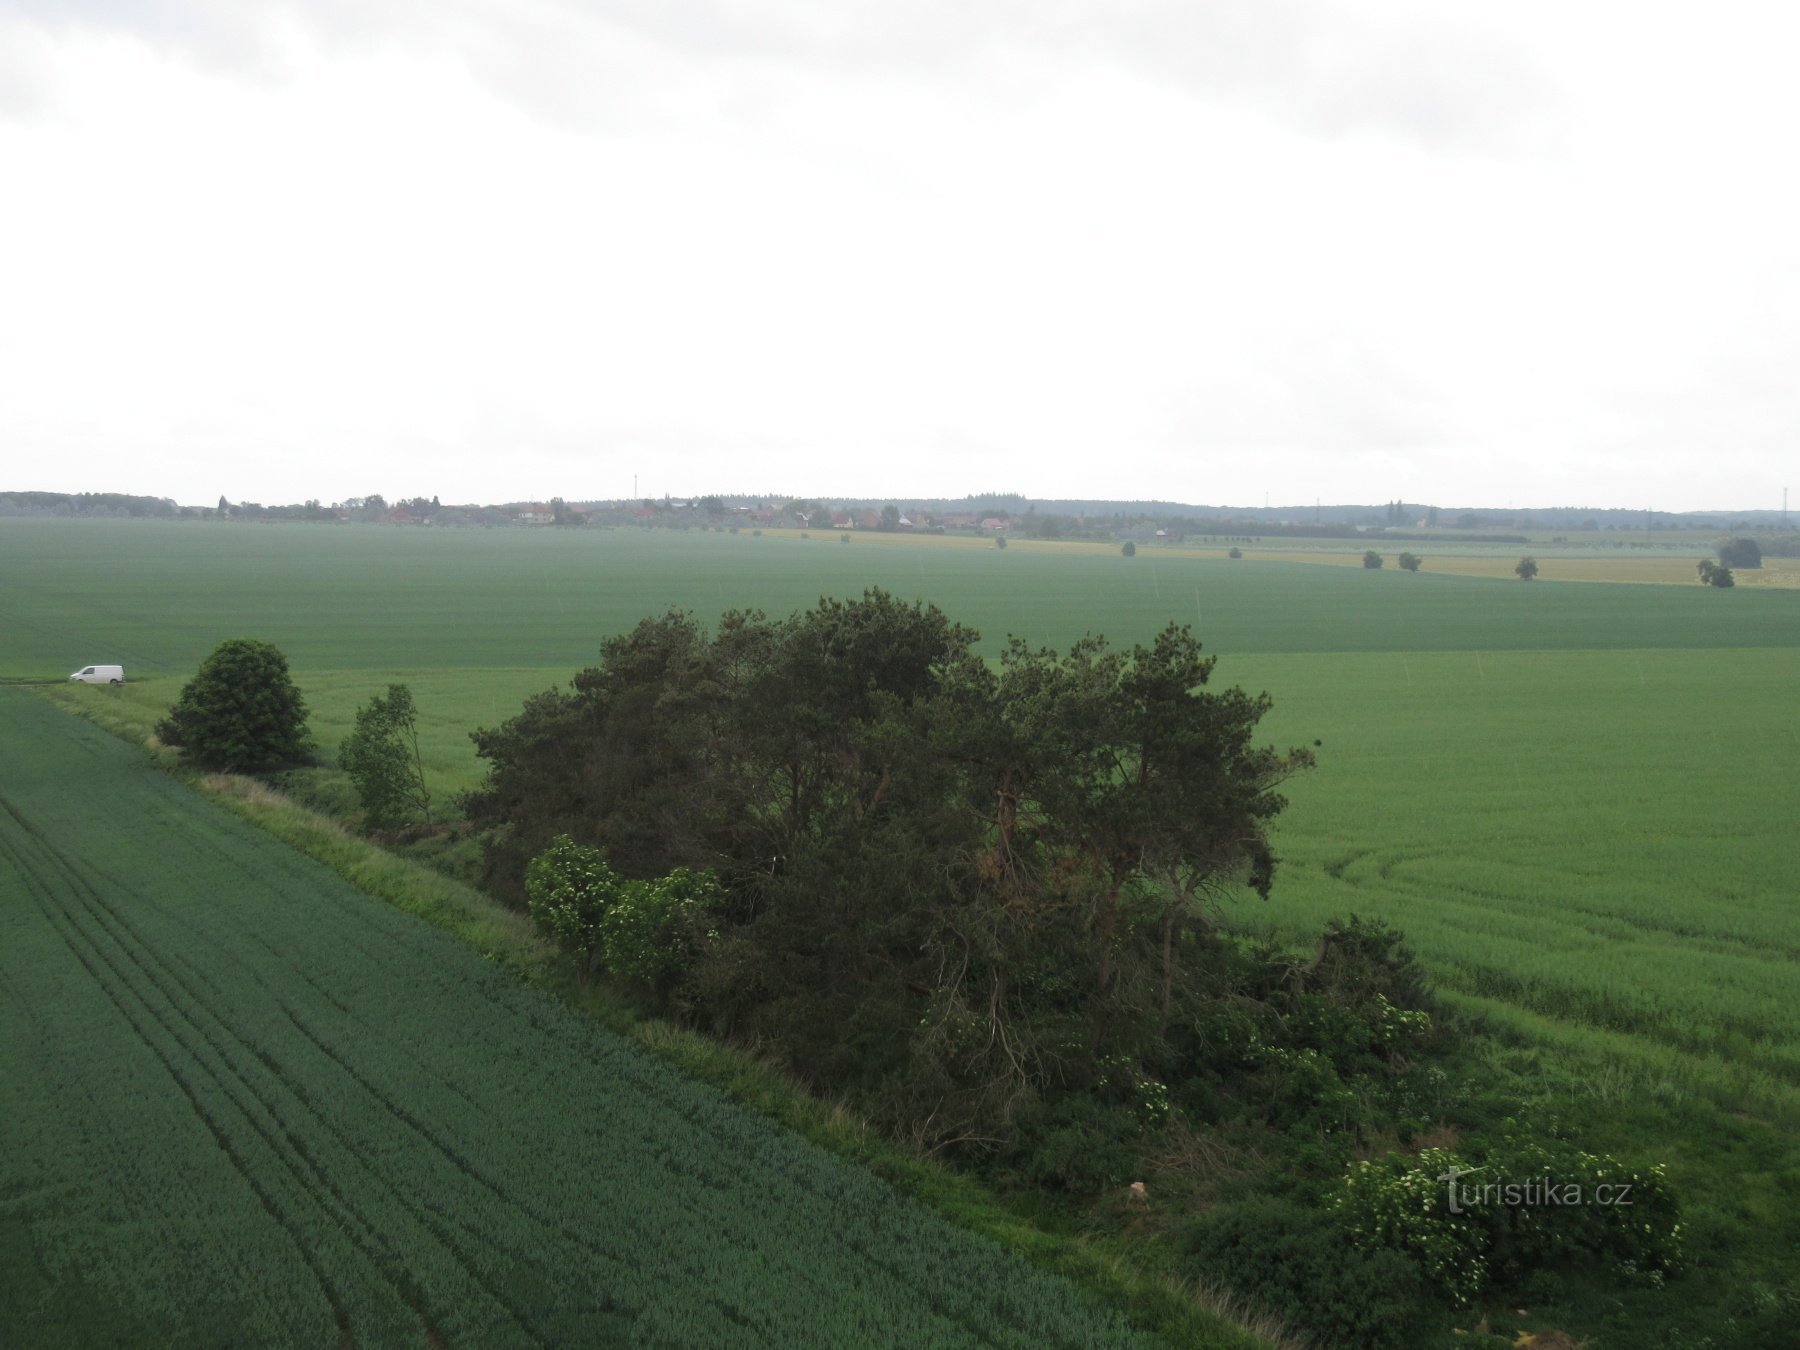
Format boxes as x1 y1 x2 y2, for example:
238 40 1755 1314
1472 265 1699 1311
0 491 190 518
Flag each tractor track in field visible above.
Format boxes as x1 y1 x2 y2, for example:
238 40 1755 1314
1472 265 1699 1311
2 692 1164 1350
104 838 818 1339
6 770 864 1344
0 806 361 1342
3 785 561 1347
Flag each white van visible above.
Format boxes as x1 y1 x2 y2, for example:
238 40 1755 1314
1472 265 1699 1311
70 665 125 685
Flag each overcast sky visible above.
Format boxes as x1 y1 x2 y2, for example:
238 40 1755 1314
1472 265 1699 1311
2 2 1795 510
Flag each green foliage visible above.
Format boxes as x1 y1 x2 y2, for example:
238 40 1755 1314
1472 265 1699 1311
1327 1147 1491 1305
524 834 621 977
994 534 1007 548
1718 536 1762 568
1516 555 1539 580
337 683 431 828
600 867 722 992
1481 1133 1683 1287
1363 550 1383 569
154 637 309 772
1697 558 1736 587
1227 546 1242 558
471 591 1312 1150
1327 1137 1683 1309
1397 551 1422 572
1121 540 1136 556
1179 1197 1437 1349
1007 1095 1140 1192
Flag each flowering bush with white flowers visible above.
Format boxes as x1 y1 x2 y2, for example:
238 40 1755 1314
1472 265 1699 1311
1327 1135 1682 1309
524 834 622 978
600 866 723 990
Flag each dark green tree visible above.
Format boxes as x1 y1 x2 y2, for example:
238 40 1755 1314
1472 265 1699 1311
1718 537 1762 569
880 504 901 532
1363 550 1384 569
1515 557 1539 580
155 639 309 772
1121 541 1136 557
339 683 432 828
1397 552 1422 572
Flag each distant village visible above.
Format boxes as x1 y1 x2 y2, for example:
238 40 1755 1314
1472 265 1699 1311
327 496 1021 535
2 490 1789 543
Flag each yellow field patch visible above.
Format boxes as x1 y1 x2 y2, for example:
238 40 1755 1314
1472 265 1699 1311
1245 550 1800 587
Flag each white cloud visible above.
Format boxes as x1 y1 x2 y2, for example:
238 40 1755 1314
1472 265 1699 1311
0 1 1795 509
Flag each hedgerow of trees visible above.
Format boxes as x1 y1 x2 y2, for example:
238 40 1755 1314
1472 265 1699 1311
467 591 1318 1150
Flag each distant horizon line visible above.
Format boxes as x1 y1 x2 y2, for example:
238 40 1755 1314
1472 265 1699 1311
5 487 1793 520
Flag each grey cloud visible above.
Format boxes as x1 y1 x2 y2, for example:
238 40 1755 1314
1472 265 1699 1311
1046 0 1562 155
2 0 1562 152
1 0 295 76
1161 332 1472 457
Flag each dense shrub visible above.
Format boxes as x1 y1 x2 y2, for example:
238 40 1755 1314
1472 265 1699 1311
525 835 620 978
601 867 722 993
1327 1137 1682 1309
1327 1147 1490 1306
1006 1095 1140 1192
1363 550 1383 569
1479 1133 1682 1287
1180 1197 1437 1349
